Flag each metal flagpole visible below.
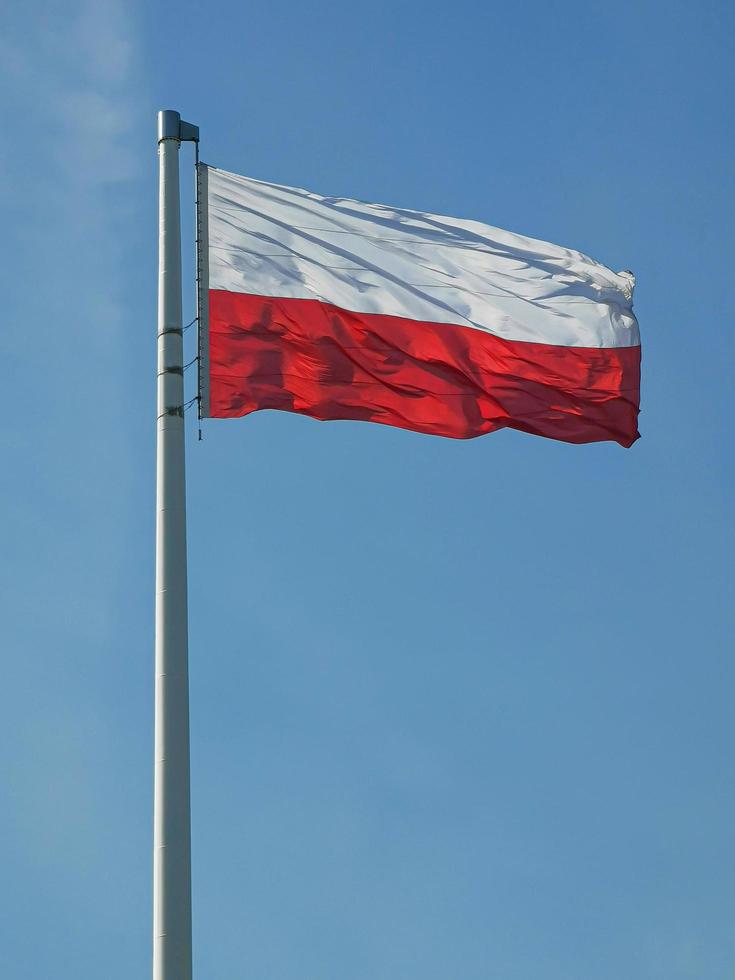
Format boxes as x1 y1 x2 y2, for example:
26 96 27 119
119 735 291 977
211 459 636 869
155 109 199 980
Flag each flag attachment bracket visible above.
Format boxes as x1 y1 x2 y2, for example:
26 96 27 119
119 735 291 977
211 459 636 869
158 109 199 144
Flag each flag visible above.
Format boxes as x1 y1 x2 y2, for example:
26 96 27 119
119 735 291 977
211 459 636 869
197 166 640 446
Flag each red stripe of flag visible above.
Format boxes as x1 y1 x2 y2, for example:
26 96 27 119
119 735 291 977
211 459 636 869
208 290 641 446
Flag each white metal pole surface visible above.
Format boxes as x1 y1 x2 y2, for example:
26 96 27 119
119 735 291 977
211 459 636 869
154 109 195 980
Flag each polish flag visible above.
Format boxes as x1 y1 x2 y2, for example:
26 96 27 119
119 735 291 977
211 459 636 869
198 166 640 446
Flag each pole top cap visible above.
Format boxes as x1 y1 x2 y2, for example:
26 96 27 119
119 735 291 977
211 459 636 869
158 109 199 143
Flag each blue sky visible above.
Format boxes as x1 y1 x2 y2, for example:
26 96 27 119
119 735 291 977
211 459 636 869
1 1 733 977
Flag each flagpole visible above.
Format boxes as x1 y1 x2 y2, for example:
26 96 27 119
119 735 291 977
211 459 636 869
154 109 198 980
